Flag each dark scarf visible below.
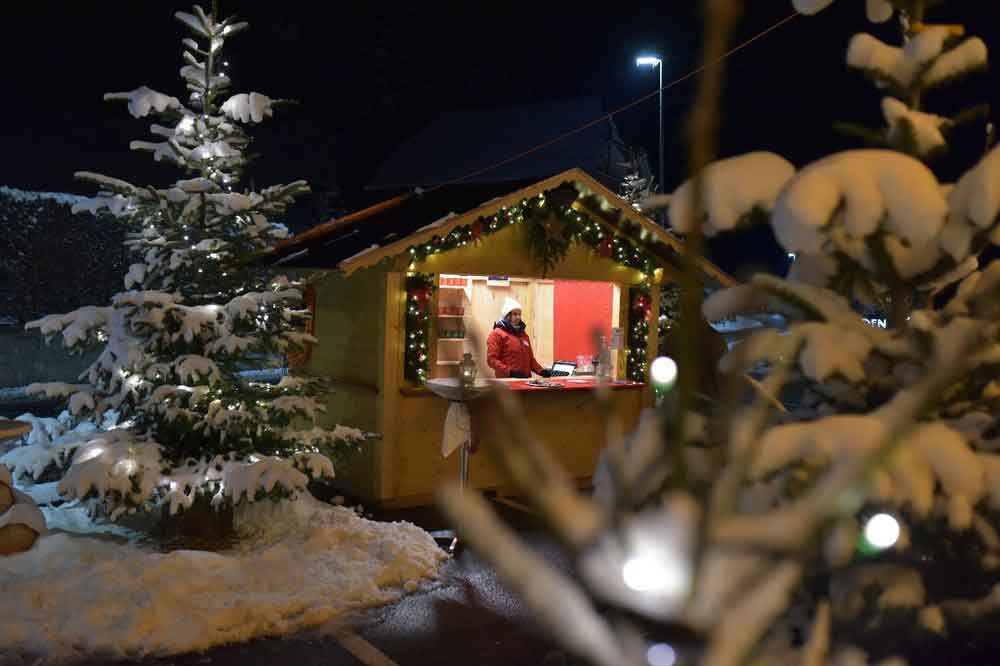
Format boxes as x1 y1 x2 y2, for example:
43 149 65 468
494 318 526 335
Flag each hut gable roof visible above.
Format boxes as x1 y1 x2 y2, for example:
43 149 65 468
266 169 735 288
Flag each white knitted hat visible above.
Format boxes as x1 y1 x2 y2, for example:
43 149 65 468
500 297 523 319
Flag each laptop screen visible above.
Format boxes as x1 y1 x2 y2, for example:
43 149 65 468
551 362 576 376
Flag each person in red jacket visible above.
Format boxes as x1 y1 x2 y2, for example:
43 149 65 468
486 297 552 379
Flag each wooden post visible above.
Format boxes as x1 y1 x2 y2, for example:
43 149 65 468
644 284 662 408
378 271 406 502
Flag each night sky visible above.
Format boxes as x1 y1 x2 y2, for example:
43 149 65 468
2 1 997 275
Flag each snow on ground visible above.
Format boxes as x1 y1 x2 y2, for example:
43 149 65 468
0 494 447 664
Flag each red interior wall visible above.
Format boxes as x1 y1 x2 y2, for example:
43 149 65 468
553 280 613 363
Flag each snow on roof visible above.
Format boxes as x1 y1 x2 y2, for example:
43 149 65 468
416 212 458 232
337 243 381 266
0 186 86 207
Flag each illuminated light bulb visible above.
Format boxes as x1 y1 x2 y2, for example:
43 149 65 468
646 644 677 666
864 513 900 549
622 555 686 595
650 356 678 388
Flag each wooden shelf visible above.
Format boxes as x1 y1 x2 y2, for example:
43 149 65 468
439 285 468 290
436 361 460 365
437 338 466 342
436 314 466 318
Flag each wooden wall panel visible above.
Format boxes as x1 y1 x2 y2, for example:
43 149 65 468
532 280 554 368
307 267 385 500
382 387 645 507
612 283 621 377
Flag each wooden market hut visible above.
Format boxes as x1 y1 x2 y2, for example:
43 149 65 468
265 168 734 507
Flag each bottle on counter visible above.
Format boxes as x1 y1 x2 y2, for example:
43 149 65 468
597 336 612 380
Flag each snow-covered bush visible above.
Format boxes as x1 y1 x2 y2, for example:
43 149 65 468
440 2 1000 665
11 6 371 522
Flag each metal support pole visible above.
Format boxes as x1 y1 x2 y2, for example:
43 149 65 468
449 403 472 555
658 63 665 227
459 441 470 490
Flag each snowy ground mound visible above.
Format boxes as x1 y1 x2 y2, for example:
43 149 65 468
0 495 447 664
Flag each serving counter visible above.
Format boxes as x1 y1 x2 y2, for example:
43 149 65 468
381 377 645 507
494 377 645 392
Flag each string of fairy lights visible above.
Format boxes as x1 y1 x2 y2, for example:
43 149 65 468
402 182 670 383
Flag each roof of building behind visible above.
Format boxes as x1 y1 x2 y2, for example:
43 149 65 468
269 181 508 270
367 97 625 190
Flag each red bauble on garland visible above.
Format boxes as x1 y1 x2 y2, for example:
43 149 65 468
598 237 613 258
410 286 431 308
471 221 483 241
632 293 651 319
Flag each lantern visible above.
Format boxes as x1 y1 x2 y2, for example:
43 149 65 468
459 352 478 387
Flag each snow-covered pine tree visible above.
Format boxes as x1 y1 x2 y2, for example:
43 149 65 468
13 5 368 521
618 146 658 211
788 0 992 325
438 2 1000 665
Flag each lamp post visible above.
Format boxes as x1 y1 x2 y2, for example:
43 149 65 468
636 55 664 225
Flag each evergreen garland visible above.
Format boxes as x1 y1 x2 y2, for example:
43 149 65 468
627 285 652 382
403 185 663 277
403 272 434 383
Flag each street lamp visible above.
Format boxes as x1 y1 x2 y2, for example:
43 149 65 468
636 54 664 225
